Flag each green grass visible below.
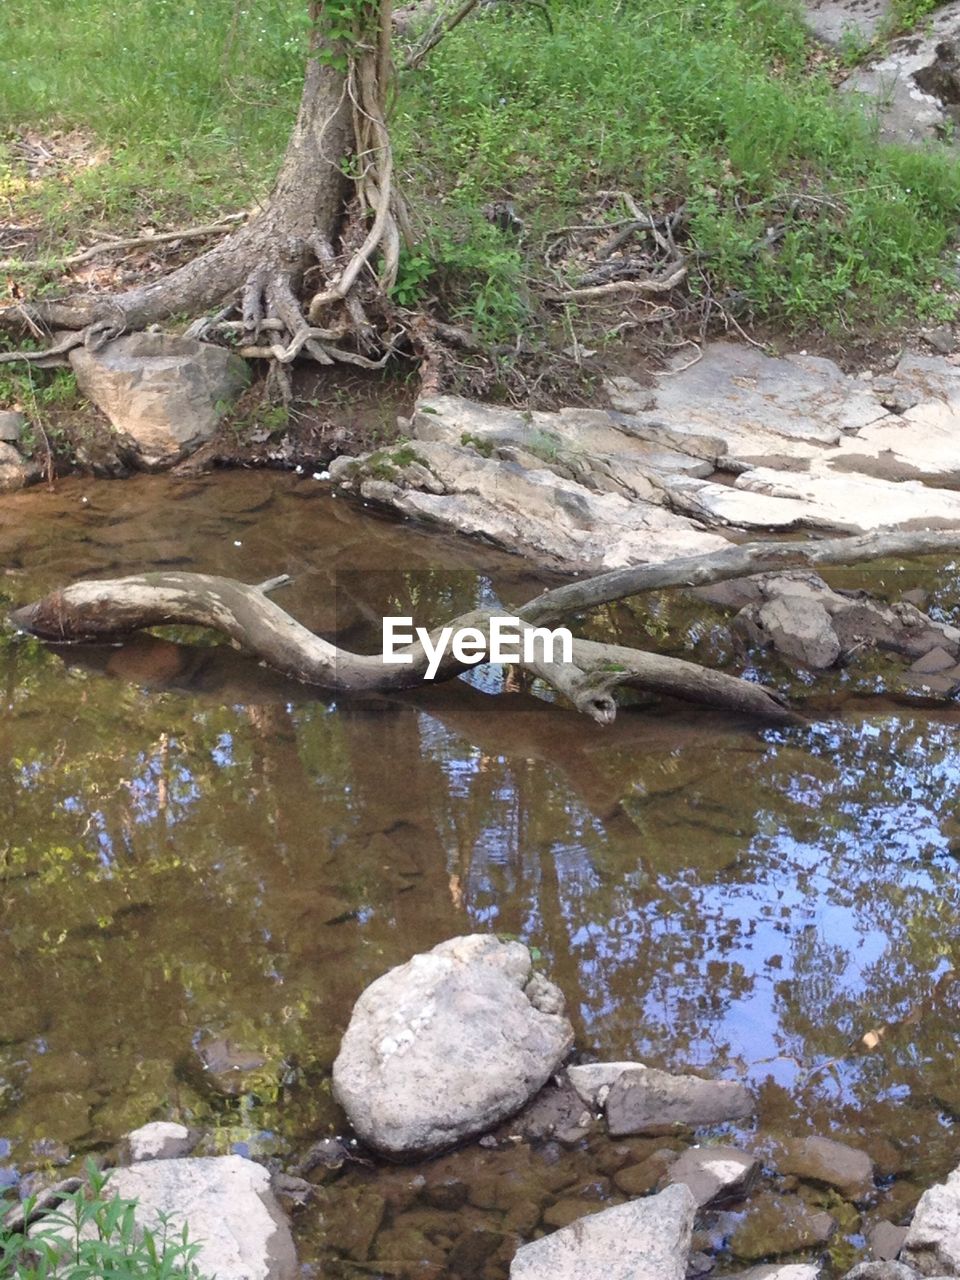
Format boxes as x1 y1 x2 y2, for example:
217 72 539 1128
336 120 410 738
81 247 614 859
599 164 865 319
1 0 959 342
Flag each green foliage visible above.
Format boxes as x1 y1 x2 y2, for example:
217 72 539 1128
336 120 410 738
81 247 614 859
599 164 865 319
1 0 959 340
397 0 960 334
887 0 940 31
0 1162 207 1279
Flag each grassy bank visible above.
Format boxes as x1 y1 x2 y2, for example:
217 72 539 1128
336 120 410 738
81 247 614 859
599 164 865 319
2 0 959 345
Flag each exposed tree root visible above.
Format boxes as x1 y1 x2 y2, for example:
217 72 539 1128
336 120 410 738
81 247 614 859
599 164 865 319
0 23 413 387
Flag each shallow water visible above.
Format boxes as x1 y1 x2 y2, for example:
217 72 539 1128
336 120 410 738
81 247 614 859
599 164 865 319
2 472 960 1275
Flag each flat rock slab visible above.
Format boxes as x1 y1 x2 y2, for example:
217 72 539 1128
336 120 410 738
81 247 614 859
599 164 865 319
509 1182 696 1280
631 343 886 443
778 1135 875 1201
843 1264 926 1279
802 0 888 43
840 6 960 149
70 332 248 469
901 1164 960 1274
332 440 729 573
666 1144 759 1206
332 935 574 1158
32 1155 297 1280
335 339 960 571
604 1066 755 1136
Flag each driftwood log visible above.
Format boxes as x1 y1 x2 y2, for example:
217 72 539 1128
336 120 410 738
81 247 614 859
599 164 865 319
11 529 960 725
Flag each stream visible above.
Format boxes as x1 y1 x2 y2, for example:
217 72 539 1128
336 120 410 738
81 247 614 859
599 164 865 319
3 471 960 1277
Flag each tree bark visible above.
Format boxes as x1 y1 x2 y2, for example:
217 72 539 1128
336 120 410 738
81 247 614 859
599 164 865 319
12 529 960 725
1 60 353 338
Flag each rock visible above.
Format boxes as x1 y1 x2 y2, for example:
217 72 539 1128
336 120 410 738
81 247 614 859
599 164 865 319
667 1145 759 1207
333 438 729 573
869 1221 910 1261
0 410 25 443
509 1183 696 1280
32 1155 296 1280
0 441 38 492
633 343 884 447
754 594 841 669
727 1266 823 1280
778 1135 875 1201
733 571 960 672
191 1033 269 1098
123 1121 196 1162
566 1062 644 1108
337 337 960 568
509 1079 596 1144
69 333 248 469
320 1184 386 1262
687 1249 715 1277
843 1265 922 1279
730 1191 836 1260
802 0 888 45
925 327 956 357
613 1148 679 1196
332 935 574 1158
541 1198 609 1228
604 1067 755 1137
901 1164 960 1274
911 648 957 675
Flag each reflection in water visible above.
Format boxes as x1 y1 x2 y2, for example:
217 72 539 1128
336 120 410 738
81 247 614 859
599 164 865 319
2 473 960 1268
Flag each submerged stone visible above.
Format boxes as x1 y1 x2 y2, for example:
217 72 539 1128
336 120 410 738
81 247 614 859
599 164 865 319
509 1182 696 1280
604 1066 755 1136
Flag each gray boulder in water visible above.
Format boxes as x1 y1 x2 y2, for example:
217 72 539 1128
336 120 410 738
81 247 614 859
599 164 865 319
332 934 574 1158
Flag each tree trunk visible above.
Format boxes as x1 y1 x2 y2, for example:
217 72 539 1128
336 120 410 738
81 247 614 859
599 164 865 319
5 59 353 337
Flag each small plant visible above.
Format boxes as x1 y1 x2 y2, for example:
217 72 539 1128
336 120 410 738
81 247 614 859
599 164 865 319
0 1160 208 1279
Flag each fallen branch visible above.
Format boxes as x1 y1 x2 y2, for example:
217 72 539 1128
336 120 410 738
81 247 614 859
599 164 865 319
543 261 687 303
0 215 247 273
10 571 796 725
14 531 960 725
517 529 960 626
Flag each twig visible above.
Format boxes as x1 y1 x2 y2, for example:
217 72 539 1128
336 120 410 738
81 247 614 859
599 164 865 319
0 215 247 273
404 0 481 69
543 262 687 302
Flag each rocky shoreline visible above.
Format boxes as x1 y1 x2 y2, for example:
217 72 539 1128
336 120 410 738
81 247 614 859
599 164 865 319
13 935 960 1280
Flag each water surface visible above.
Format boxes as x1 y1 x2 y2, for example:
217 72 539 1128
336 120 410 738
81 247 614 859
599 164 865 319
2 472 959 1274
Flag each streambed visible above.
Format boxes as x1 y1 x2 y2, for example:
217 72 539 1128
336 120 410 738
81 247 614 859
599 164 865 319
2 471 960 1276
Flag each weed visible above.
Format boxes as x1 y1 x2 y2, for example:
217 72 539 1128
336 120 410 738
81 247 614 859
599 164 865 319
0 1159 208 1279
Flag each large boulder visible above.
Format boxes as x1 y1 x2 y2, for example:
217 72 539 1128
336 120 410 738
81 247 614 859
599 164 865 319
508 1183 696 1280
901 1165 960 1274
332 935 574 1158
69 332 248 468
32 1155 297 1280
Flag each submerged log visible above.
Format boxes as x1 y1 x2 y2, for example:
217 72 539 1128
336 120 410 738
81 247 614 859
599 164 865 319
11 529 960 725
